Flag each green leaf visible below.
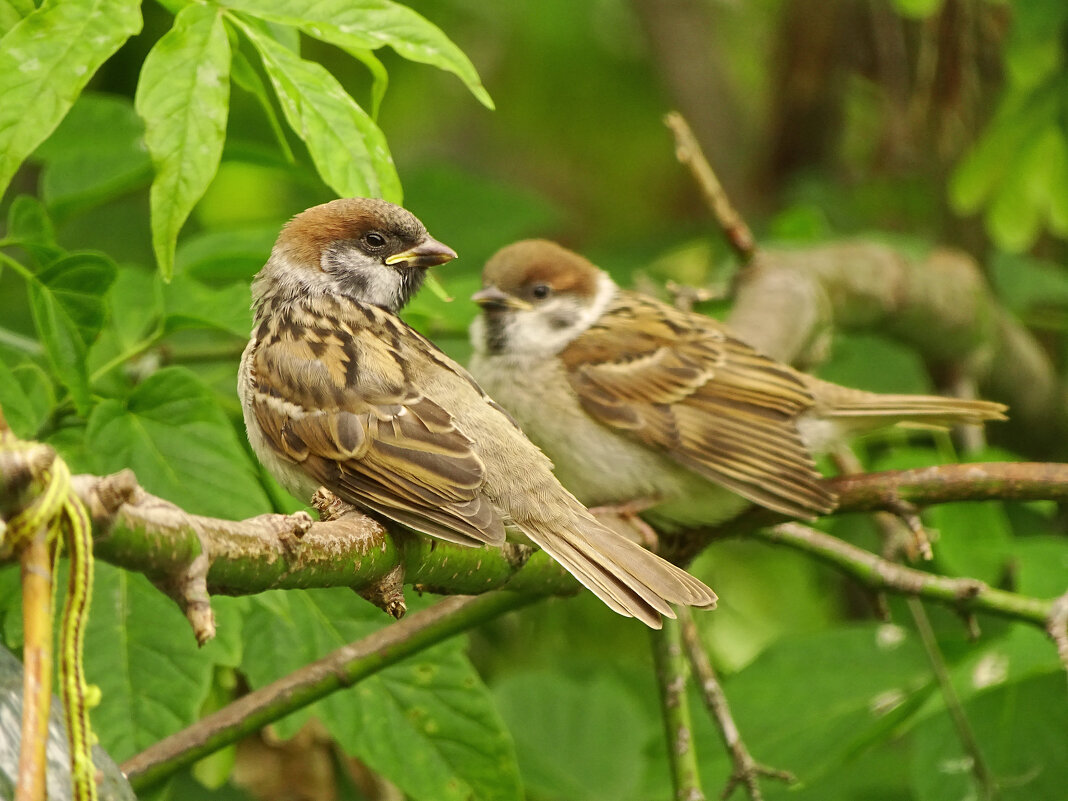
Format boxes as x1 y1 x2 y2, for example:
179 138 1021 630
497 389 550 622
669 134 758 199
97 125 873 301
84 366 270 519
948 85 1059 215
229 46 295 163
928 502 1014 585
890 0 943 19
0 0 32 37
218 0 493 109
494 670 652 801
162 273 252 338
990 251 1068 319
0 354 40 438
86 562 244 760
1012 536 1068 597
104 267 162 353
4 195 61 265
0 0 142 199
175 224 278 285
724 624 932 783
909 672 1068 801
136 4 232 280
236 17 402 202
348 47 389 119
242 590 522 801
34 92 152 217
27 253 117 414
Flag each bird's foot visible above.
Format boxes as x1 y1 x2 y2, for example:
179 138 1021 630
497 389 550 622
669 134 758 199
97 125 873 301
591 497 661 551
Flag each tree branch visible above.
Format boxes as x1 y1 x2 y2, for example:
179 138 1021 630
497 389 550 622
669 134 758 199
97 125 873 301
665 110 1064 456
755 522 1053 627
121 591 537 791
650 619 705 801
65 470 571 643
2 455 1064 650
664 112 755 262
678 607 793 801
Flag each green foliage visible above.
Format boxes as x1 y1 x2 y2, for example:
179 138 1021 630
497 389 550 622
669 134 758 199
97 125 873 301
949 0 1068 251
241 590 521 801
136 3 231 280
0 0 143 198
0 0 490 274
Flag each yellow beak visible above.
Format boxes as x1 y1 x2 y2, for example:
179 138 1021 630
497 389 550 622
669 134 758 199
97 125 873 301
470 285 531 311
384 236 458 268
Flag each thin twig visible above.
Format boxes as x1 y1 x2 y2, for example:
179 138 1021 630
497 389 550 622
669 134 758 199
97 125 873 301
907 598 998 800
121 591 537 790
650 620 705 801
664 111 756 263
831 445 930 561
678 607 793 801
1047 590 1068 679
756 523 1051 627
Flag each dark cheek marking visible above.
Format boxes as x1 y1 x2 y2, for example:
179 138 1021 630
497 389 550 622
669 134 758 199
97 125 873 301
549 315 571 330
395 269 427 311
483 314 509 355
335 270 371 301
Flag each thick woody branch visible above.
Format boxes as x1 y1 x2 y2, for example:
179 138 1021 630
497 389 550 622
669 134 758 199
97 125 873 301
67 470 571 642
826 461 1068 507
0 460 1058 646
699 462 1068 544
665 111 1064 455
728 244 1061 452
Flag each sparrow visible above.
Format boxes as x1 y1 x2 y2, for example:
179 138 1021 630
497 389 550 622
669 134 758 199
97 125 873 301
468 239 1008 530
238 199 717 628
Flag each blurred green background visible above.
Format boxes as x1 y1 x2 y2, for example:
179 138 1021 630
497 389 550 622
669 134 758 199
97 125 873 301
2 1 1067 800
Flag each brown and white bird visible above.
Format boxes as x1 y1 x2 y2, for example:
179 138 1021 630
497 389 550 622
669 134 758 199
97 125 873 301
469 239 1007 530
238 199 717 627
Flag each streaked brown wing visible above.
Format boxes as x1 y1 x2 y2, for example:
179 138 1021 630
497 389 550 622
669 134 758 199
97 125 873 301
562 293 836 517
249 304 506 546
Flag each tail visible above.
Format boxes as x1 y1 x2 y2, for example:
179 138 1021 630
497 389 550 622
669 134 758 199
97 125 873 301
806 378 1007 431
516 507 717 629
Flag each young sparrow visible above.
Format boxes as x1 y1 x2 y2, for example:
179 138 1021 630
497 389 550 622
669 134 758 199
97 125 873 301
238 199 717 628
468 239 1007 530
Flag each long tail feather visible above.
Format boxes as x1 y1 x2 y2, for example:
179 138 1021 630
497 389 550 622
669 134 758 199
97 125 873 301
806 378 1007 429
516 510 717 629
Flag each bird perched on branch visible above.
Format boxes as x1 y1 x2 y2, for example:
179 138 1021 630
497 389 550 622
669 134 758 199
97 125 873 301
238 199 717 627
469 239 1007 530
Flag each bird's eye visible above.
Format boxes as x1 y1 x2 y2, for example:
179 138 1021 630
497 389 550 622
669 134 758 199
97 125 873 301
365 232 386 248
531 284 552 300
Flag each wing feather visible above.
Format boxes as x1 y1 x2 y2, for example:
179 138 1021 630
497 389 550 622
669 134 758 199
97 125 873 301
249 299 506 545
562 292 837 517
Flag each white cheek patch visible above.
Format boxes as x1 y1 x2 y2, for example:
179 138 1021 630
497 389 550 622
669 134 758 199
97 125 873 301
512 272 618 357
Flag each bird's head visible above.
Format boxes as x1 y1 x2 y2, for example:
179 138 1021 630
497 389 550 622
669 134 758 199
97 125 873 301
470 239 617 358
255 197 457 312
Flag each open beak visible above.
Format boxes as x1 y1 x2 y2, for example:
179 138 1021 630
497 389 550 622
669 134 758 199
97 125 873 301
471 285 531 311
385 236 458 269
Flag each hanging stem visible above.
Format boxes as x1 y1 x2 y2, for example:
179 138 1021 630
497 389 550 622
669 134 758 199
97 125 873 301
16 525 55 801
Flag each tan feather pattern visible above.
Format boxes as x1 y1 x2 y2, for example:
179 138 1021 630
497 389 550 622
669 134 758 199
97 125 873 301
248 297 506 547
562 291 838 518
